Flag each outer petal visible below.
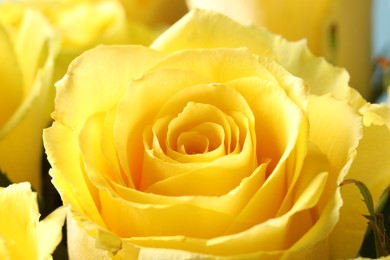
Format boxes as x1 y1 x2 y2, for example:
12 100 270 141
45 45 165 249
52 45 165 129
151 9 274 59
308 95 362 173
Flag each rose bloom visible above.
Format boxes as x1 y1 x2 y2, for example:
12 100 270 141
0 8 56 191
44 10 390 259
0 182 66 260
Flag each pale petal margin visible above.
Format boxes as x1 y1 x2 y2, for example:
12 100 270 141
67 214 110 260
37 206 68 259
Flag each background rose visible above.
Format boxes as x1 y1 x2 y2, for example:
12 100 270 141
0 182 66 259
0 0 188 82
44 10 390 259
0 8 56 191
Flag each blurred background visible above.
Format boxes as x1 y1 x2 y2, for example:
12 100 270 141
373 0 390 102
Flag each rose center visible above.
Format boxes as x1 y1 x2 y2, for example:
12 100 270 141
177 131 209 154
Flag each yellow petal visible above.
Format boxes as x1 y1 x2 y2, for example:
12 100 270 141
150 47 276 83
287 185 341 259
124 168 327 256
79 110 130 190
110 161 267 217
267 33 352 101
0 236 9 260
187 0 262 26
93 164 269 254
44 122 105 229
227 76 308 193
0 23 23 128
164 103 230 160
53 45 164 129
308 95 362 174
37 206 67 259
151 9 274 59
98 188 234 239
58 1 140 48
0 182 38 259
67 214 110 260
14 9 54 93
136 246 209 260
360 103 390 128
281 145 335 259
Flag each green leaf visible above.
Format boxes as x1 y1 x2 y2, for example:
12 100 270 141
340 179 390 257
0 170 12 187
341 179 375 216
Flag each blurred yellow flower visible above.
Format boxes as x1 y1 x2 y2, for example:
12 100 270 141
1 0 188 81
0 182 66 260
44 9 390 259
0 8 56 191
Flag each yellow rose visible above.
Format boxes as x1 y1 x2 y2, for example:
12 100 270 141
187 0 372 100
0 182 67 260
44 10 390 259
0 8 56 191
